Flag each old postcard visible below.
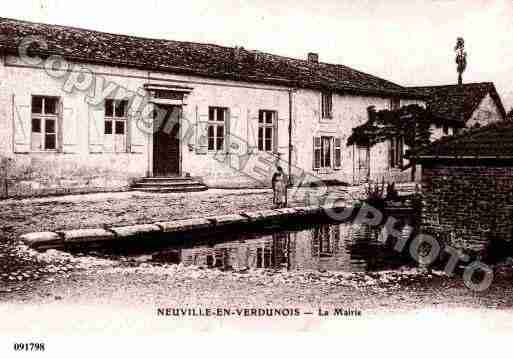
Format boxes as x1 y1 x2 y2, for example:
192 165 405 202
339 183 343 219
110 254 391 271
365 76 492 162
1 0 512 357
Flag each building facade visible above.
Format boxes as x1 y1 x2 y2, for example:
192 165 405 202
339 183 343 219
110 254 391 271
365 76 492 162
0 17 425 195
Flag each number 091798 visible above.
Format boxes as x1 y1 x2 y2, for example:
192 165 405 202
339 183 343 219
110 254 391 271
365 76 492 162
13 343 46 351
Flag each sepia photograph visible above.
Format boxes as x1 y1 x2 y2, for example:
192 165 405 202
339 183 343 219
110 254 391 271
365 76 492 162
1 0 513 356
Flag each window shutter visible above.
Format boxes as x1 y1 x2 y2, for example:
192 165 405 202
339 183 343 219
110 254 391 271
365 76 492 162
313 137 321 170
247 109 259 154
228 106 242 154
225 107 231 153
398 137 404 167
62 104 79 153
130 116 146 153
277 112 287 154
195 106 208 154
88 107 104 153
13 95 31 153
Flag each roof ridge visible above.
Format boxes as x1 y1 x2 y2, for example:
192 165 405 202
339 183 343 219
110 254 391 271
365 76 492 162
408 82 494 89
0 16 422 98
0 16 239 51
0 16 405 90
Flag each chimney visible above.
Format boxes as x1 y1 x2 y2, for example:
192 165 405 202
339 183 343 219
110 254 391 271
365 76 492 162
233 46 244 61
367 106 376 122
307 52 319 64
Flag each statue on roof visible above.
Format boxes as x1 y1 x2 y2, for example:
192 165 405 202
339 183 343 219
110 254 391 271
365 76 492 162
455 37 467 85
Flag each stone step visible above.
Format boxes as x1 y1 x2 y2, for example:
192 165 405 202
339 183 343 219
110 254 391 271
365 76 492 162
134 185 208 193
132 180 204 187
139 176 201 182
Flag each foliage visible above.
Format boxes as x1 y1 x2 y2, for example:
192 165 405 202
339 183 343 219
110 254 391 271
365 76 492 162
385 182 399 201
365 178 386 208
346 104 432 153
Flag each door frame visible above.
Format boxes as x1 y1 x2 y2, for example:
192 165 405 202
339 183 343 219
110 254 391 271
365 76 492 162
144 84 193 178
151 104 183 177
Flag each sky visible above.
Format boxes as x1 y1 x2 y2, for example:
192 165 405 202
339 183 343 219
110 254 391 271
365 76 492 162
2 0 513 110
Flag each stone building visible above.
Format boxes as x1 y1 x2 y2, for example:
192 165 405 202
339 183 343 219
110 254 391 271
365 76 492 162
0 17 426 195
415 120 513 255
409 82 506 140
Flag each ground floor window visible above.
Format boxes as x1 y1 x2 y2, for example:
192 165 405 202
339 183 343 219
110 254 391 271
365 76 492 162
31 96 59 151
389 136 403 168
313 224 340 258
208 107 227 152
313 136 342 170
258 110 277 152
104 99 128 152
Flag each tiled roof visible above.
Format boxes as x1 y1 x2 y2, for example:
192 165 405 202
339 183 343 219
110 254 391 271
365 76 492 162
0 17 419 98
409 82 506 124
414 120 513 160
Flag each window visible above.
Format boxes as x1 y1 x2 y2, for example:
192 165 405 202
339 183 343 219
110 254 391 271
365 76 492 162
313 224 340 258
334 138 342 169
208 107 227 152
104 99 128 152
258 110 277 152
390 98 400 111
31 96 58 151
313 136 342 170
256 246 274 268
321 137 332 168
389 136 403 168
321 91 333 119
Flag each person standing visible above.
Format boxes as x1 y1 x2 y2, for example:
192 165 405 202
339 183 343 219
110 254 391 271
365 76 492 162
272 166 287 208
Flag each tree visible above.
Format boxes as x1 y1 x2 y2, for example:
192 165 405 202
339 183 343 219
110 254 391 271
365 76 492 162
347 104 432 181
347 104 432 149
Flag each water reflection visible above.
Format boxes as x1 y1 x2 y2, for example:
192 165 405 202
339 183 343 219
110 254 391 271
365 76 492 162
148 222 409 273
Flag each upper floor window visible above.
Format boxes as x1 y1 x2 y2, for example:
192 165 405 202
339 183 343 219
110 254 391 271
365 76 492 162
104 99 128 152
208 107 227 152
31 96 59 151
258 110 277 152
321 91 333 119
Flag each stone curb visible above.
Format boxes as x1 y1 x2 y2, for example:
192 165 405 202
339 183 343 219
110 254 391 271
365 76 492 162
19 204 348 249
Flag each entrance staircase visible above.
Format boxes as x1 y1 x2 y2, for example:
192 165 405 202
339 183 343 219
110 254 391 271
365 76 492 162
130 176 208 193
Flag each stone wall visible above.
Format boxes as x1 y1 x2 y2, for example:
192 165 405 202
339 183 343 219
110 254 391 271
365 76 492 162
421 163 513 254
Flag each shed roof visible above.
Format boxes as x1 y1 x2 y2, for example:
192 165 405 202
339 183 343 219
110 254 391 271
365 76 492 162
0 17 420 98
414 120 513 160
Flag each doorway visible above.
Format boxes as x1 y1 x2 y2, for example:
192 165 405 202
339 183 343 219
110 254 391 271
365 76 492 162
153 105 181 176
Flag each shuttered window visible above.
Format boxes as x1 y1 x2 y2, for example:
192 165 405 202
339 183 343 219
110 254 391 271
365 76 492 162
104 99 128 153
390 136 403 168
258 110 277 152
208 107 227 152
313 136 342 170
31 96 59 151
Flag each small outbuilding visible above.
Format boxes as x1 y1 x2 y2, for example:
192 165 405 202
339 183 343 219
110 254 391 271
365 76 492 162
414 120 513 256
